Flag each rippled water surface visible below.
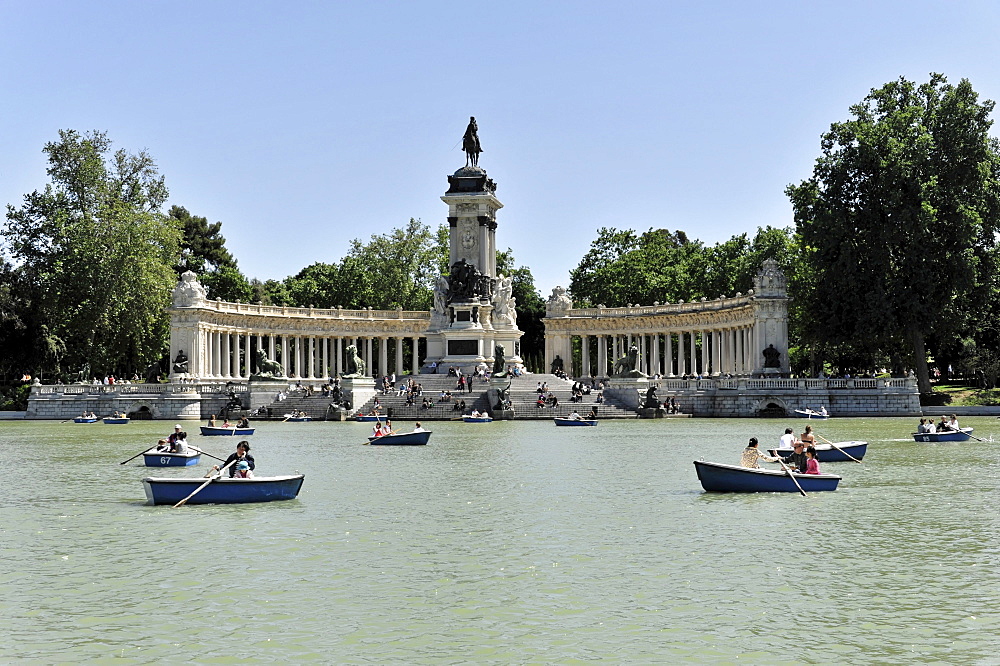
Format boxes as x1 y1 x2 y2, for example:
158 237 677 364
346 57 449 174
2 416 999 664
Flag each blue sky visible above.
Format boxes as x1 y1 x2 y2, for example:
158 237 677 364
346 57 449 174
3 1 1000 296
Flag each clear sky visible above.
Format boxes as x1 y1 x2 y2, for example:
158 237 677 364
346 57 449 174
3 1 1000 297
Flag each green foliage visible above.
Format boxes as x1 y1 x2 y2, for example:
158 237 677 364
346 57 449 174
497 248 546 360
199 265 255 303
170 205 237 274
2 130 179 377
0 384 30 411
787 74 1000 391
568 226 796 307
277 219 446 310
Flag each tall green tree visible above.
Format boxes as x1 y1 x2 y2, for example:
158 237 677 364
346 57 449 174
786 74 1000 392
3 130 179 377
496 248 546 367
170 205 237 274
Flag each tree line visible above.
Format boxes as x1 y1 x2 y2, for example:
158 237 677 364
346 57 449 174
3 73 999 400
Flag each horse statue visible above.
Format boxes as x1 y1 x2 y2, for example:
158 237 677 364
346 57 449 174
76 362 91 384
342 344 367 378
611 344 645 378
251 348 284 379
463 116 483 168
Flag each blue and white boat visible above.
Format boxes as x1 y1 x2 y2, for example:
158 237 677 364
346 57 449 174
794 408 829 419
912 427 973 442
199 426 255 436
143 448 202 467
73 417 98 423
768 440 868 462
142 474 305 505
462 415 493 423
554 417 598 426
284 415 312 422
352 414 383 423
367 431 432 445
694 460 842 493
103 417 130 425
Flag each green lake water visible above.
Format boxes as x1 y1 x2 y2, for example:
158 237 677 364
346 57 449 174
1 416 998 664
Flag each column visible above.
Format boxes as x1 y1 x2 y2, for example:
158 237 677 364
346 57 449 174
411 336 420 375
580 335 590 378
364 337 373 376
677 331 685 376
666 332 674 376
243 332 251 378
651 334 660 377
221 332 231 379
690 330 698 377
378 337 388 379
335 337 343 377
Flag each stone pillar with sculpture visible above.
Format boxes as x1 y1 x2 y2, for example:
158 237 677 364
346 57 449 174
751 259 791 376
422 118 523 374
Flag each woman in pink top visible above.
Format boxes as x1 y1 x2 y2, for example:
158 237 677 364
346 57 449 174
804 446 821 474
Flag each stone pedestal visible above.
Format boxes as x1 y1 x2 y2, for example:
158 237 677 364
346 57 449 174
605 377 650 411
246 381 288 412
638 407 666 419
340 377 376 412
487 376 514 416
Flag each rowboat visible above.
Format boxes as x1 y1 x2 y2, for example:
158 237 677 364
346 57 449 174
768 440 868 462
462 415 493 423
73 417 98 423
199 426 255 436
912 427 973 442
352 414 383 422
554 417 598 426
794 409 829 419
367 431 432 445
143 448 202 467
694 460 842 493
103 417 130 425
142 474 305 505
284 416 312 422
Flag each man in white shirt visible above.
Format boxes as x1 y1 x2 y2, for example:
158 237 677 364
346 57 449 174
779 427 797 449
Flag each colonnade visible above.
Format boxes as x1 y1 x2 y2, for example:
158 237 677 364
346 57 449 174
563 327 758 378
188 330 423 381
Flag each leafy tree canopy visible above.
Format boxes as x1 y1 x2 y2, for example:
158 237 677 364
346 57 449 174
786 73 1000 391
170 205 237 274
2 130 179 378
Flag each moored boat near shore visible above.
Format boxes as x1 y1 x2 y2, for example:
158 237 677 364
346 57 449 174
694 460 842 493
142 474 305 505
768 440 868 462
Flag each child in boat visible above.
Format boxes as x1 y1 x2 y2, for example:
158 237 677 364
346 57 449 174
213 441 255 478
171 432 189 454
234 459 254 478
804 446 821 474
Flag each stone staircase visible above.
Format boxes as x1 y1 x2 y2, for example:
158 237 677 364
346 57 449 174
255 373 640 420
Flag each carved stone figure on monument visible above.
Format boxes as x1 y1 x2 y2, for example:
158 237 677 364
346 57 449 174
550 355 564 373
342 344 367 378
171 350 189 374
492 274 513 324
546 286 573 316
142 360 160 384
77 363 91 384
494 382 512 411
463 116 483 168
172 270 208 307
642 385 659 409
433 275 449 316
492 344 507 377
763 344 781 369
251 348 284 379
612 345 647 378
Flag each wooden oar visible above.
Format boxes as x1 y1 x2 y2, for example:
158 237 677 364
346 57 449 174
816 434 864 463
174 460 236 508
774 457 807 497
187 446 226 462
119 446 155 465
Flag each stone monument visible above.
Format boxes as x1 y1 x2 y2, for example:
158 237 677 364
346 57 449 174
422 118 523 373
